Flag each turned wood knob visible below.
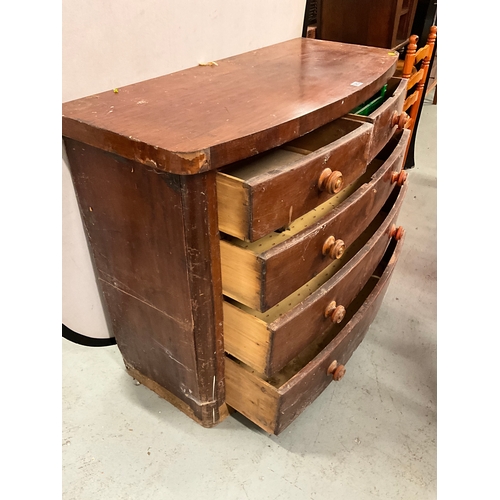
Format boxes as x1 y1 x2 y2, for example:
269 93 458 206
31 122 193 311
389 224 405 241
318 168 344 194
333 364 346 381
331 239 345 259
331 305 346 323
391 111 410 129
322 236 345 259
327 360 346 381
391 170 407 186
327 360 337 374
324 301 346 323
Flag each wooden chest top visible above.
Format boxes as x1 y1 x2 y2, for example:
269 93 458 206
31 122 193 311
62 38 398 175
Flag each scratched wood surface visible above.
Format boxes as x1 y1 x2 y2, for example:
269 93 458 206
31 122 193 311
347 77 407 161
64 139 227 427
222 183 405 376
217 117 373 242
62 38 398 175
220 129 410 312
225 236 405 435
266 183 406 376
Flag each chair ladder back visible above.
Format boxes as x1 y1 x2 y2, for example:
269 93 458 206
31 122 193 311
408 26 437 127
403 91 419 112
415 45 430 64
402 25 437 165
407 68 425 91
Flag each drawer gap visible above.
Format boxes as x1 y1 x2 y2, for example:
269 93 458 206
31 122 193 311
349 77 403 116
281 118 365 155
220 156 385 253
223 209 387 324
269 240 396 387
220 149 304 181
266 277 381 387
228 252 390 389
376 129 406 161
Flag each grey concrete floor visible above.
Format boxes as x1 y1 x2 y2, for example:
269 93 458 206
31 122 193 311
63 100 436 500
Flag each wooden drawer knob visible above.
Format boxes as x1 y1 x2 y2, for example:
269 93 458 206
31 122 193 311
327 360 346 381
391 111 410 129
324 301 346 323
318 168 344 194
333 364 346 381
389 224 405 241
322 236 345 259
331 305 346 323
391 170 407 186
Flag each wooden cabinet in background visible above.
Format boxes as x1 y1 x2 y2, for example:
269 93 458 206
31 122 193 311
317 0 419 49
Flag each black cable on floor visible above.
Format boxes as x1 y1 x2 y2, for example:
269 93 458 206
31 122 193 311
62 324 116 347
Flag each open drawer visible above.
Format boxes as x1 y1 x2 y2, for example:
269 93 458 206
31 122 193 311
224 182 407 377
348 77 408 162
216 117 373 242
220 129 410 312
225 234 405 435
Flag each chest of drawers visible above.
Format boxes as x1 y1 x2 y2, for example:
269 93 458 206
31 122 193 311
63 38 410 434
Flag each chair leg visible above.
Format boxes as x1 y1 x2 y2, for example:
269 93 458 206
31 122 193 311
432 85 437 105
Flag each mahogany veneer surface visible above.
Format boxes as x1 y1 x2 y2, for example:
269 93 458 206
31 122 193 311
63 38 407 433
62 38 398 175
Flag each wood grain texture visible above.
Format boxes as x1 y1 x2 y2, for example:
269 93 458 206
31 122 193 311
348 77 407 161
216 173 249 240
178 171 226 425
125 364 229 428
225 357 279 433
222 129 410 312
224 183 406 376
274 236 404 434
319 0 398 48
318 0 418 49
223 301 270 375
259 159 396 309
64 139 225 426
225 236 405 434
220 240 262 309
217 118 373 242
266 183 407 376
62 38 398 175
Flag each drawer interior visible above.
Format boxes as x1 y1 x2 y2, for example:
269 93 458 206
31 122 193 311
226 237 397 389
225 232 403 434
224 207 387 325
276 239 397 387
223 184 403 376
220 117 367 181
280 117 365 155
349 77 403 117
220 153 386 254
220 129 407 312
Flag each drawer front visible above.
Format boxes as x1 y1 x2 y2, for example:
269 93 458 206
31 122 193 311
220 128 410 312
348 77 407 162
224 182 407 377
216 118 373 242
225 234 405 435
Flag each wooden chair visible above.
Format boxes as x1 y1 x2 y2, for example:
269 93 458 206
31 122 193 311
397 26 437 162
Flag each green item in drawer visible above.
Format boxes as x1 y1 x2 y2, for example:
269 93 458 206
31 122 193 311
351 84 388 116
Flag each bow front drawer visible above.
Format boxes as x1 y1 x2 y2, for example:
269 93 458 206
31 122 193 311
216 117 373 242
220 129 410 312
225 234 405 435
348 77 408 161
224 180 406 377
